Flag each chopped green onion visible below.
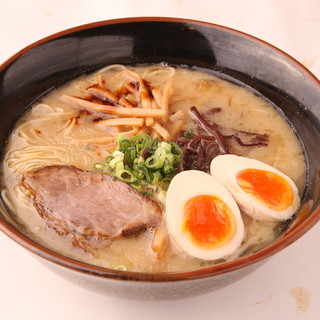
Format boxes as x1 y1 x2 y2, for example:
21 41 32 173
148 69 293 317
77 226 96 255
128 148 136 161
160 141 172 152
165 153 175 165
113 264 127 271
145 155 163 169
184 129 194 139
152 171 163 184
108 155 123 169
115 160 124 169
135 163 153 183
171 142 183 155
119 138 133 150
94 163 104 170
164 164 174 175
155 146 167 161
174 154 182 164
160 177 171 190
94 133 182 193
115 169 137 183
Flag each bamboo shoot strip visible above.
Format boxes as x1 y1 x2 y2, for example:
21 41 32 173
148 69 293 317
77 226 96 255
61 95 167 118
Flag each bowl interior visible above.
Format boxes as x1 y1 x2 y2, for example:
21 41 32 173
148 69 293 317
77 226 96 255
1 18 320 279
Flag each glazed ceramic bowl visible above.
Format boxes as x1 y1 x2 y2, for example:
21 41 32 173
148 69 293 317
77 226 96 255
1 17 320 301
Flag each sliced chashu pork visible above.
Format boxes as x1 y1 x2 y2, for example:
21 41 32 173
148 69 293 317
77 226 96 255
22 165 162 252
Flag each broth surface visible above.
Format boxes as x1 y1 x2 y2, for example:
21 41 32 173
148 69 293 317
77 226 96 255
1 64 306 272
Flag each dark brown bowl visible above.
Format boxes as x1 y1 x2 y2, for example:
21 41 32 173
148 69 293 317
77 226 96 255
1 17 320 300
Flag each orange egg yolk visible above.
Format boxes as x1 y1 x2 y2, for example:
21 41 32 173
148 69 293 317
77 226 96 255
236 169 293 211
182 195 236 249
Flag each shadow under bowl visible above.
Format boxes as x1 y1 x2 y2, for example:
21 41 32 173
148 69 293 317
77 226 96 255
1 17 320 300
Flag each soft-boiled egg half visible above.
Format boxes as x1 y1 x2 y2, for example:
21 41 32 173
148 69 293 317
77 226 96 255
210 155 300 221
165 170 244 260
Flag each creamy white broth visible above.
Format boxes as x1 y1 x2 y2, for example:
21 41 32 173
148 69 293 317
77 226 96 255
1 64 306 272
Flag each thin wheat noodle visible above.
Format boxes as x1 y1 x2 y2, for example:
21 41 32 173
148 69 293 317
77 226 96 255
142 66 176 80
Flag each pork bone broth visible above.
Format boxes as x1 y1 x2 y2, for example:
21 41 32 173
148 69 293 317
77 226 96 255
1 64 306 272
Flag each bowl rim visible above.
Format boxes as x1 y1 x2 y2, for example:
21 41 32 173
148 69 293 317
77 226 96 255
1 16 320 282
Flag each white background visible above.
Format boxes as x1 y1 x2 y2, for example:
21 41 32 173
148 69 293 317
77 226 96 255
0 1 320 319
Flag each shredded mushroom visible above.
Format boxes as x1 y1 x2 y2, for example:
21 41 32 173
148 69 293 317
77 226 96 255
176 106 269 173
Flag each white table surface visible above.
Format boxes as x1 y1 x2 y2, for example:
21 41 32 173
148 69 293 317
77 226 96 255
1 1 319 319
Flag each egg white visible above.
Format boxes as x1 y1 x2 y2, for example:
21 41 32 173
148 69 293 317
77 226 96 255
210 154 300 221
165 170 244 260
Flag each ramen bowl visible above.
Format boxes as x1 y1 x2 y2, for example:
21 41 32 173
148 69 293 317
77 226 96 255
1 17 320 300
